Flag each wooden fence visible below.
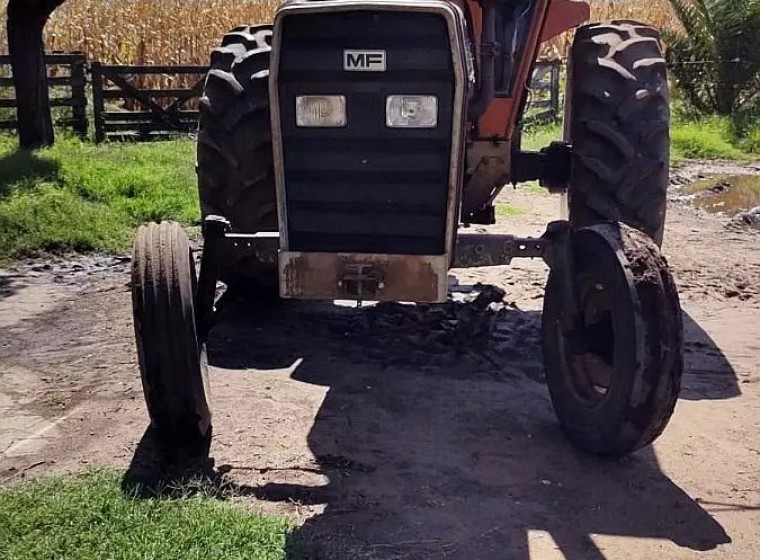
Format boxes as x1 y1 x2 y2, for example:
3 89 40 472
91 63 207 142
0 53 88 135
0 56 562 141
525 59 562 125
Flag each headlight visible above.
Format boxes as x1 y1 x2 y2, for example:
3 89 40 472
386 95 438 128
296 95 347 127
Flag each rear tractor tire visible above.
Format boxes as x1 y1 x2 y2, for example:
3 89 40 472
197 24 277 291
542 223 683 457
132 221 212 450
566 20 670 245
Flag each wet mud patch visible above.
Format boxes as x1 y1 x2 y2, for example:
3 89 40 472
210 284 545 381
685 175 760 215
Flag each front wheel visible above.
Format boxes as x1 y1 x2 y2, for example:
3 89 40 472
542 223 683 457
132 221 212 449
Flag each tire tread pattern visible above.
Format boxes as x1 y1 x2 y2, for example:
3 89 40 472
132 221 211 446
619 226 683 450
568 20 670 244
197 25 276 233
196 25 277 286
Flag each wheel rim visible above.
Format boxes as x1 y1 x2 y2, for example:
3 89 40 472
188 246 212 431
554 235 626 408
566 269 615 406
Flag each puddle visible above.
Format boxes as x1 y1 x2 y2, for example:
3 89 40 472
685 175 760 215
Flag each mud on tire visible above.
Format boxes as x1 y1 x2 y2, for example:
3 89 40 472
197 25 277 287
542 224 683 457
132 221 211 448
567 20 670 244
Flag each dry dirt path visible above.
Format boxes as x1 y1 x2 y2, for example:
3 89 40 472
1 166 759 560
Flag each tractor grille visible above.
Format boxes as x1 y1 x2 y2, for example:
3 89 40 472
276 10 456 255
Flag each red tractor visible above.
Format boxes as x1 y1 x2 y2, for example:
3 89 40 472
131 0 682 458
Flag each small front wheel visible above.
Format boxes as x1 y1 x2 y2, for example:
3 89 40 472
542 223 683 457
132 221 212 449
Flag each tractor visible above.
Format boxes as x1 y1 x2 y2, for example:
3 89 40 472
131 0 683 458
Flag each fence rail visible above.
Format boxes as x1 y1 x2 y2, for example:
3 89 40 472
0 53 88 135
91 63 207 142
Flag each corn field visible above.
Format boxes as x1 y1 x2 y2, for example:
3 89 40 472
0 0 675 66
544 0 675 59
0 0 676 103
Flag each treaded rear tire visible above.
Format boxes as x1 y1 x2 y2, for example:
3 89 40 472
197 25 277 288
542 224 683 457
132 221 211 449
567 20 670 244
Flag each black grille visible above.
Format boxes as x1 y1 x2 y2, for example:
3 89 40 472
277 10 455 255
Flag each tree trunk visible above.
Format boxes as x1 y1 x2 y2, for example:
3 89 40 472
6 0 66 149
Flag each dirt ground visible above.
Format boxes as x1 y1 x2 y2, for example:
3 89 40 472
1 163 759 559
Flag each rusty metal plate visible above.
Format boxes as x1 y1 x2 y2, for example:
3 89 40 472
279 252 448 303
453 233 547 268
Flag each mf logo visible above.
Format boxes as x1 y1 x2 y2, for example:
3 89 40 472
344 50 386 72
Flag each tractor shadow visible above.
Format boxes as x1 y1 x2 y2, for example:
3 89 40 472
122 284 735 559
0 148 60 201
0 274 23 301
681 312 742 400
121 426 267 501
205 287 734 559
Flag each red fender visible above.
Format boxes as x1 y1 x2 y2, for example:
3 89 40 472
541 0 590 43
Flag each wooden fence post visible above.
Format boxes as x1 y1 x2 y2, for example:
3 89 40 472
549 60 561 120
70 55 87 137
0 55 16 131
91 61 105 143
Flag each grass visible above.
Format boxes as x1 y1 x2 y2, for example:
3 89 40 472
739 130 760 154
521 116 759 165
670 116 750 162
495 203 524 216
0 471 292 560
521 122 563 152
0 134 197 262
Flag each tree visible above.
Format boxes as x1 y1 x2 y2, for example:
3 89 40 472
665 0 760 117
6 0 67 148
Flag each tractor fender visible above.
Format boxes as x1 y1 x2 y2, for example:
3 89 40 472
540 0 590 43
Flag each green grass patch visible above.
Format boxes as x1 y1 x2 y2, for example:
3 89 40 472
737 122 760 155
520 122 563 152
520 181 549 195
495 202 523 216
0 134 198 262
670 117 747 162
0 184 128 258
0 471 292 560
522 116 758 165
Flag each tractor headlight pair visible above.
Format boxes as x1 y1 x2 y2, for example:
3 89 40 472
295 95 438 128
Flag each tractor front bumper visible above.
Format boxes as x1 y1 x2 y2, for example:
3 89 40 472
198 215 555 304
